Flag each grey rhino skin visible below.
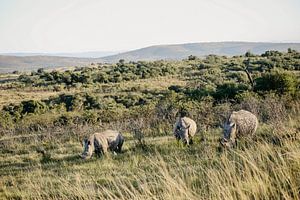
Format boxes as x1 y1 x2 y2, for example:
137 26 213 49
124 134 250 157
173 117 197 145
81 130 124 159
221 110 258 148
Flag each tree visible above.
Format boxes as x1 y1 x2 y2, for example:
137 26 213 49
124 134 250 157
188 55 197 60
245 51 254 57
37 68 45 74
243 59 254 88
119 59 125 64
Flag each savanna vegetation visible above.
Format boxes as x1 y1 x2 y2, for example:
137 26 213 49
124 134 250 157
0 49 300 199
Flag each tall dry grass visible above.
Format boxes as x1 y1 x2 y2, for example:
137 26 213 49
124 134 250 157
1 95 300 200
1 119 299 200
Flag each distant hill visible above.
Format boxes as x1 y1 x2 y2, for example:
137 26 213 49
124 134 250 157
0 55 103 73
1 51 122 58
101 42 300 62
1 42 300 73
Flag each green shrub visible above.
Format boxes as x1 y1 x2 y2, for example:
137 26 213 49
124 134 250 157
213 82 250 101
168 85 184 93
21 100 47 115
84 94 101 110
53 114 74 126
18 74 35 84
254 70 298 95
188 55 197 60
0 111 15 129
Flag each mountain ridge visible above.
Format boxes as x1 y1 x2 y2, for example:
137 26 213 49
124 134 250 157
1 51 122 58
101 41 300 62
1 42 300 73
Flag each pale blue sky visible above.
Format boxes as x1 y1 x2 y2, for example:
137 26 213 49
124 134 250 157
0 0 299 53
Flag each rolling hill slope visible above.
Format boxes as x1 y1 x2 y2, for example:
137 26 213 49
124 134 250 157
1 42 300 73
101 42 300 62
0 55 103 73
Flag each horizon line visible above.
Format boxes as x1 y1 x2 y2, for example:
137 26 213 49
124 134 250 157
1 40 300 54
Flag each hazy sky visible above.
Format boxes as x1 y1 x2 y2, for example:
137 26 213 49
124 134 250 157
0 0 299 53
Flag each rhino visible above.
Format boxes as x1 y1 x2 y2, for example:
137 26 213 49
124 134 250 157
221 110 258 148
81 130 124 159
173 117 197 145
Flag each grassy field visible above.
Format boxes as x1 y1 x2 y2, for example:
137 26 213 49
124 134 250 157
0 51 300 199
0 117 300 199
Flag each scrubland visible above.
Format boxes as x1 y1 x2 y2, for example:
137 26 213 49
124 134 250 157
0 50 300 199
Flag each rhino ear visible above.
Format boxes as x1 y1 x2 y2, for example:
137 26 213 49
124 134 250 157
230 122 236 128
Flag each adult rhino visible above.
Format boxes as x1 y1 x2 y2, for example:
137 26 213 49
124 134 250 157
221 110 258 148
173 116 197 145
81 130 124 159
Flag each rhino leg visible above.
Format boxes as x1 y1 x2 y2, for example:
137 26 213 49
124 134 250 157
116 137 124 153
94 146 103 157
95 140 108 156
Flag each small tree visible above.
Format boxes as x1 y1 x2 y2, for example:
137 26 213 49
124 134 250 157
37 68 45 74
245 51 254 57
119 59 125 64
188 55 197 60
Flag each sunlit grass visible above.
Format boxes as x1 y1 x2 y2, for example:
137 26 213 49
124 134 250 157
1 120 299 200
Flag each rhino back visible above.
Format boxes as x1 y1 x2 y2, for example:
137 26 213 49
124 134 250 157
182 117 197 137
101 130 120 141
229 110 258 137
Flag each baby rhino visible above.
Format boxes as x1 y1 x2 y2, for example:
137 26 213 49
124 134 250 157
81 130 124 159
221 110 258 148
174 117 197 145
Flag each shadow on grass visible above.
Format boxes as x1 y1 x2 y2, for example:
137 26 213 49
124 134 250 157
0 154 89 176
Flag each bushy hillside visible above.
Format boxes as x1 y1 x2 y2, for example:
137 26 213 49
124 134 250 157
1 42 300 73
0 49 300 199
0 55 102 73
101 42 300 62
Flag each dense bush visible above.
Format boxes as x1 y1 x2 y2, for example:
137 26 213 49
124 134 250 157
254 70 298 95
18 60 178 87
2 100 47 121
2 50 299 132
213 82 250 101
21 100 47 115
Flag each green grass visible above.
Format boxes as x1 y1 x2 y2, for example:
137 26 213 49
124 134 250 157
0 121 299 200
